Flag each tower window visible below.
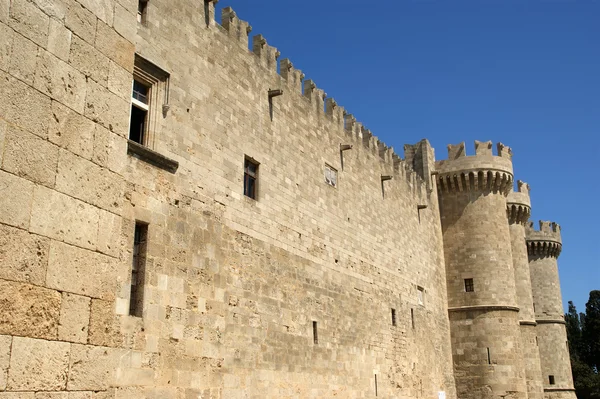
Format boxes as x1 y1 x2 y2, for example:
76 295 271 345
244 157 259 199
324 164 337 187
417 286 424 305
391 308 396 326
549 375 555 385
137 0 148 24
130 222 148 317
487 347 491 364
464 278 474 292
130 79 150 144
312 321 318 344
411 308 415 329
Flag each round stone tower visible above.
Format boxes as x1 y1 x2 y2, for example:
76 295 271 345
436 141 527 399
507 182 545 399
526 221 577 399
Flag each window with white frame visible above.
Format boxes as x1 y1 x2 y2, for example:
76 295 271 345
324 164 337 187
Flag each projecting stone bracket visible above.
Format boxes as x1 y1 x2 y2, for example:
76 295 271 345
127 140 179 174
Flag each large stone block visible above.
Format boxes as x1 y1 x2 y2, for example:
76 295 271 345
112 2 135 43
0 170 34 229
30 0 67 20
2 125 59 188
8 31 38 84
48 100 95 160
0 224 49 285
88 299 120 347
84 79 130 138
8 0 49 47
0 335 10 390
97 209 123 258
78 0 114 26
94 20 134 71
0 0 8 23
30 185 99 250
92 125 128 174
0 70 51 139
47 241 117 300
0 393 35 399
55 149 124 212
0 21 13 72
107 59 131 102
34 50 87 113
0 280 60 339
58 292 91 343
47 18 72 62
69 35 109 84
7 336 70 391
68 344 119 390
65 0 96 43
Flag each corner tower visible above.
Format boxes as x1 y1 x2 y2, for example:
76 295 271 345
507 182 545 399
526 222 577 399
436 141 527 399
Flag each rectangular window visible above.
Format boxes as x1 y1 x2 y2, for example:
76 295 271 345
244 157 259 199
324 164 337 187
130 222 148 317
137 0 148 24
411 308 415 329
130 79 150 144
487 347 491 364
391 308 396 326
312 321 318 344
417 286 424 305
549 375 555 385
464 278 474 292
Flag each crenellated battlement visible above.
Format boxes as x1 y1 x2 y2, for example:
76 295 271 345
435 141 514 195
526 220 562 258
221 7 252 48
507 180 531 224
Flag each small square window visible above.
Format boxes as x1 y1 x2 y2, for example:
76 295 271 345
464 278 474 292
324 164 337 187
549 375 555 385
244 157 259 199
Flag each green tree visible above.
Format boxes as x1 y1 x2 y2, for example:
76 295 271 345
566 300 583 360
583 290 600 371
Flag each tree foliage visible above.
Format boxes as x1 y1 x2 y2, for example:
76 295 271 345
565 291 600 399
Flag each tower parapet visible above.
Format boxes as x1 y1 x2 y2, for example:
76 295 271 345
526 221 562 258
435 141 513 195
507 180 531 224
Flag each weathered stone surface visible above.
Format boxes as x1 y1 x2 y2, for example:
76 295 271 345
58 292 90 343
9 30 39 84
0 70 51 139
84 79 129 137
30 0 67 20
0 21 13 72
112 2 135 43
34 49 87 113
0 0 8 23
94 20 134 71
55 149 124 211
69 35 109 84
8 0 50 47
88 299 119 347
0 335 10 390
65 0 96 43
97 209 123 257
0 393 35 399
47 241 117 300
7 337 70 391
47 18 72 61
107 59 131 101
48 100 95 160
68 344 117 390
0 280 60 339
2 125 59 188
30 185 99 250
77 0 113 26
0 170 35 229
0 224 49 284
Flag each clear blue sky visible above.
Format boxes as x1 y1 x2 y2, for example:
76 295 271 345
215 0 600 312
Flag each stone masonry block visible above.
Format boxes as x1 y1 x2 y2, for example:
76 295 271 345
7 336 70 391
78 0 114 26
30 0 67 20
0 393 35 399
93 124 128 174
55 149 124 212
8 0 50 47
70 35 109 84
47 18 72 62
0 335 10 390
0 0 8 23
34 49 87 113
65 0 97 43
47 240 117 300
2 125 59 188
49 100 95 160
0 120 4 165
0 170 35 229
107 59 131 101
58 292 91 343
97 209 123 257
68 344 119 390
94 20 134 71
112 2 135 43
84 79 130 137
30 185 99 250
0 70 51 138
0 279 61 339
9 30 39 84
0 22 13 72
88 299 119 347
0 224 49 285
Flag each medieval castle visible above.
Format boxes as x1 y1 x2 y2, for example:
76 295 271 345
0 0 577 398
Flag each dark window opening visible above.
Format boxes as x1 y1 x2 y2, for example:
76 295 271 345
549 375 555 385
312 321 318 344
487 347 491 364
411 308 415 329
391 308 396 326
129 79 150 145
374 374 378 396
464 278 474 292
137 0 148 24
244 157 259 199
130 222 148 317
